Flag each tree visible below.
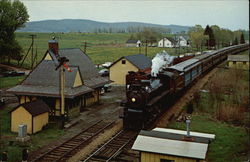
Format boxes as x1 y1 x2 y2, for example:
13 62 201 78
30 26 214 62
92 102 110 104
133 27 162 45
240 33 245 44
204 25 216 48
233 37 239 45
0 0 29 63
220 29 233 47
211 25 221 48
188 25 208 51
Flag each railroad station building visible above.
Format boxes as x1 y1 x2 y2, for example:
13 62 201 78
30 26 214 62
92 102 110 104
227 55 249 70
7 40 110 120
109 54 152 85
132 128 215 162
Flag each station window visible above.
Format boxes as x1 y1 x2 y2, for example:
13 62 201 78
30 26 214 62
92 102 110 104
243 61 246 65
160 159 175 162
233 61 236 64
122 59 126 64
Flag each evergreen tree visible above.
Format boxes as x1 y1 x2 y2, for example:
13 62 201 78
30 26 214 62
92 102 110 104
233 37 239 45
240 33 245 44
204 25 216 48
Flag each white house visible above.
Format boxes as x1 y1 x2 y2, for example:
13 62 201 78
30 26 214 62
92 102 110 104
126 40 141 47
158 36 189 48
177 36 189 47
158 38 176 48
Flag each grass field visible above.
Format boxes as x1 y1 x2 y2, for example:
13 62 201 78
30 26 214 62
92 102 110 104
0 106 65 162
13 32 193 69
0 76 25 89
168 115 249 162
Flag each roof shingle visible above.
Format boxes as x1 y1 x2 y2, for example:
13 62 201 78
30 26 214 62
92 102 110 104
7 48 110 97
227 55 249 62
124 54 152 70
12 100 50 116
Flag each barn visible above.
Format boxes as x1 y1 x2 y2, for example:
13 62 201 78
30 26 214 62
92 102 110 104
11 100 49 134
109 54 152 85
125 40 141 47
132 128 215 162
7 40 110 120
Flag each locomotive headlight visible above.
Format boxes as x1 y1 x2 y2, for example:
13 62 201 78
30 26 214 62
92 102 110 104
131 98 136 102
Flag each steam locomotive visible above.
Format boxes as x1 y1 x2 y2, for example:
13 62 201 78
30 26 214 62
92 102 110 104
121 44 249 130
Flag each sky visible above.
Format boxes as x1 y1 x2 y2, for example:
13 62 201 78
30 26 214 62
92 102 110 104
20 0 249 30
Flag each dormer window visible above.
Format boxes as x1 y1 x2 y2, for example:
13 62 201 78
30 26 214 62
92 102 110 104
122 60 126 64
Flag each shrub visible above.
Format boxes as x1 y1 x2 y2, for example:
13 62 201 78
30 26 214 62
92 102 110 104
216 103 245 126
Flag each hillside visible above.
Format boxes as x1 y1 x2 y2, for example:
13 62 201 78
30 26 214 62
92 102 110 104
17 19 190 33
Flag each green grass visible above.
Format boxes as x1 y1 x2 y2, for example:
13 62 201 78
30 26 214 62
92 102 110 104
11 32 194 69
239 49 249 55
168 115 249 162
167 60 250 162
0 76 25 89
0 106 65 162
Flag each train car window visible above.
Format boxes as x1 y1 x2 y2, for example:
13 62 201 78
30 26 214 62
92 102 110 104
122 60 126 64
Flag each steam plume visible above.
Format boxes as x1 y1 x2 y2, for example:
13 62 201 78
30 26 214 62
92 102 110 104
151 50 176 77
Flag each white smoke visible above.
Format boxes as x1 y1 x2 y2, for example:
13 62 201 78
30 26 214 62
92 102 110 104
151 50 176 77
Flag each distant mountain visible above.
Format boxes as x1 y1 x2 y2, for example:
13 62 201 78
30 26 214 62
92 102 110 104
17 19 191 34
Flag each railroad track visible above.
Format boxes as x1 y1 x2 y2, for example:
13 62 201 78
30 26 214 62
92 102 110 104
82 130 138 162
31 120 115 162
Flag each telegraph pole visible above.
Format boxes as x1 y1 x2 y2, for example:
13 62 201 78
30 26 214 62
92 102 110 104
84 42 87 53
178 36 181 56
82 42 91 54
30 34 36 69
145 40 148 56
175 34 177 55
20 34 37 69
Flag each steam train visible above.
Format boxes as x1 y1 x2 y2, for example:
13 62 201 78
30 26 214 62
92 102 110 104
121 44 249 130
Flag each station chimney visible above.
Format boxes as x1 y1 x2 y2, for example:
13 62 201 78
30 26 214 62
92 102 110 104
48 38 58 55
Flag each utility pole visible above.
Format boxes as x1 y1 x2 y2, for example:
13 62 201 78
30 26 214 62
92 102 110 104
145 40 148 56
178 36 181 56
84 42 87 54
20 34 36 69
175 34 177 55
82 42 91 54
30 34 36 69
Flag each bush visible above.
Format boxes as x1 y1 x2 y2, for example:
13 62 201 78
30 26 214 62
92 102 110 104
216 103 245 126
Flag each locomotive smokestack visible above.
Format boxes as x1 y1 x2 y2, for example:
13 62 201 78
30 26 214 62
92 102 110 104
151 50 176 77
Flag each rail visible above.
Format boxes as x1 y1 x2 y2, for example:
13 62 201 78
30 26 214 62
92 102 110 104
31 120 115 162
82 130 137 162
